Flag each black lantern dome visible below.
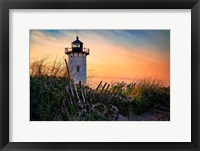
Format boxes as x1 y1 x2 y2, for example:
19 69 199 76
65 36 90 56
71 36 83 52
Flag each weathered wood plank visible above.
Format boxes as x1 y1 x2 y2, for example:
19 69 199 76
74 83 81 104
100 83 107 94
96 81 103 91
64 59 70 79
104 84 110 94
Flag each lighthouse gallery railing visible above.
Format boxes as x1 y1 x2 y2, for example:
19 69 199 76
65 48 90 55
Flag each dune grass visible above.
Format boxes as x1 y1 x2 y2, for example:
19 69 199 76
30 56 68 78
30 58 170 121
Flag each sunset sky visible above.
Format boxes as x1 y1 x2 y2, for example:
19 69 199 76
30 30 170 86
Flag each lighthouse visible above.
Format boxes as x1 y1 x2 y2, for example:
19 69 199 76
65 36 90 85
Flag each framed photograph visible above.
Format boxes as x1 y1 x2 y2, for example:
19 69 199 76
0 0 199 150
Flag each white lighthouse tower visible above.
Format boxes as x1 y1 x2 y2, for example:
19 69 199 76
65 36 90 85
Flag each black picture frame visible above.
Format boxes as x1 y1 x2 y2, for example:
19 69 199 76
0 0 199 151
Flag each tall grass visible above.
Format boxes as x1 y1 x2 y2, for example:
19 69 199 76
30 56 68 78
30 58 170 121
111 79 170 116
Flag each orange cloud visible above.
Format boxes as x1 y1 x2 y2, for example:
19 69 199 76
30 30 170 86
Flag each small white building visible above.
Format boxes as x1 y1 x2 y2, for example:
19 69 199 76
65 36 90 85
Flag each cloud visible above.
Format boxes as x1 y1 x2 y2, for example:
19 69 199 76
30 30 170 85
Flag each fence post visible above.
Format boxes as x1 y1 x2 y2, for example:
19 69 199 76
64 59 70 79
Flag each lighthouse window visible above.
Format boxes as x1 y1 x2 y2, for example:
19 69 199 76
76 66 80 72
73 44 80 47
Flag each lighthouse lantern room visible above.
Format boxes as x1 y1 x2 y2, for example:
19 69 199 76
65 36 90 85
